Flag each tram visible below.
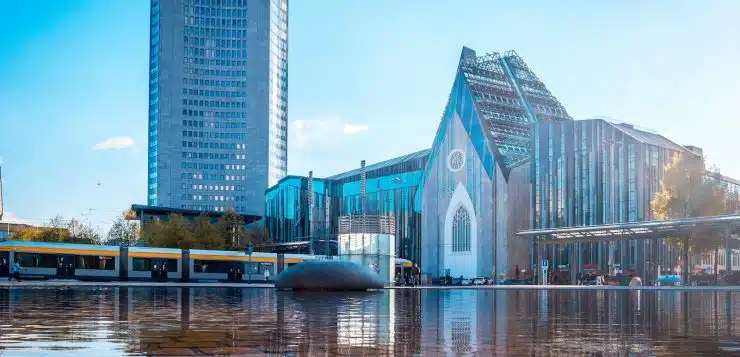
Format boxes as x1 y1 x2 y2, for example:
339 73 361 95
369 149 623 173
0 240 324 282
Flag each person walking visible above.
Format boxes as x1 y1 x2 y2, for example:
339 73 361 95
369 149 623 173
263 268 270 283
8 259 23 282
412 264 420 286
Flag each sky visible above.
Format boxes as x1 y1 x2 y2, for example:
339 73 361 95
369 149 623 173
0 0 739 232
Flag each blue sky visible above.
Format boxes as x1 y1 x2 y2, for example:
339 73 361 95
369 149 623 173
1 0 738 231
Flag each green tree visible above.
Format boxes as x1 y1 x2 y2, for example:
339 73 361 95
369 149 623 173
106 214 140 246
141 214 197 249
652 154 733 282
244 226 272 250
216 210 246 250
192 214 224 249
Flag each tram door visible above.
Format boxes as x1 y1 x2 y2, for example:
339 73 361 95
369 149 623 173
56 255 76 279
0 252 9 277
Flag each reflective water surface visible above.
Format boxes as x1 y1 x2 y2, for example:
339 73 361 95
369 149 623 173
0 287 739 356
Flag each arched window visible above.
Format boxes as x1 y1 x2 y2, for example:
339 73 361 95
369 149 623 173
452 206 471 252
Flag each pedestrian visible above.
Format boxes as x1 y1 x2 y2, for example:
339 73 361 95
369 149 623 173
8 259 23 282
263 267 270 283
412 264 420 286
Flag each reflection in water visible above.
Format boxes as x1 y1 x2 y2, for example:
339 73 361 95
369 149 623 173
0 287 738 356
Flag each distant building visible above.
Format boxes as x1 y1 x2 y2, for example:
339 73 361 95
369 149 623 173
126 204 261 227
264 46 740 280
147 0 289 215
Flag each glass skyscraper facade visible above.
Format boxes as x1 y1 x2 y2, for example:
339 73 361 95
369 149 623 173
148 0 288 216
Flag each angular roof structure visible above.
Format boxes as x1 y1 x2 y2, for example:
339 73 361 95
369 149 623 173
424 47 573 181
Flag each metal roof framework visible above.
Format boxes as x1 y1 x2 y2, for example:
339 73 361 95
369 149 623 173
516 214 740 246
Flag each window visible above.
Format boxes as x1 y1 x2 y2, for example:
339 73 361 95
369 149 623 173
452 206 471 252
194 260 240 273
76 255 115 270
16 253 58 268
132 258 178 272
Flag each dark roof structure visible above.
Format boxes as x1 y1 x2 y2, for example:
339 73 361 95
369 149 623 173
517 214 740 246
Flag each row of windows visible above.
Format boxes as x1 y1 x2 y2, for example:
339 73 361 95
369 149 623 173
182 183 243 191
184 46 247 60
182 151 247 161
181 194 246 202
182 120 246 130
184 57 245 68
184 36 246 49
183 77 247 88
16 253 116 270
187 0 248 7
185 16 247 29
182 141 244 151
183 87 246 98
193 260 273 274
182 109 246 120
184 5 247 18
185 26 246 39
181 172 246 180
182 130 246 140
183 99 244 110
132 258 178 272
13 254 182 273
181 162 247 171
184 67 246 78
183 205 245 212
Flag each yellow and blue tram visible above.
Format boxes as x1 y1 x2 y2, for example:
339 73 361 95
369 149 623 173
0 240 322 282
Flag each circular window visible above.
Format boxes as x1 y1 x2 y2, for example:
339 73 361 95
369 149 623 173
447 149 466 172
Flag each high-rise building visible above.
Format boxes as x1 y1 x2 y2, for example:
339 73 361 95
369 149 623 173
147 0 288 215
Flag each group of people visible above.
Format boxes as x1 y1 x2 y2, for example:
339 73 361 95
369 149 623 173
395 264 421 286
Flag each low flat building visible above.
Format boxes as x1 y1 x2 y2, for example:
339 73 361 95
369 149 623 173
126 204 261 227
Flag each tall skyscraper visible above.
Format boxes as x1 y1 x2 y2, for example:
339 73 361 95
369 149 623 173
147 0 288 215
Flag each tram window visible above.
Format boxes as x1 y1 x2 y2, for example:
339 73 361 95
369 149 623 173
132 258 152 271
194 260 237 273
133 258 178 272
75 255 115 270
165 259 178 272
16 253 57 268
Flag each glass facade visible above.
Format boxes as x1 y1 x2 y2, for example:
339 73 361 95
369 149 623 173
265 150 428 261
147 0 288 216
263 46 740 280
529 119 694 275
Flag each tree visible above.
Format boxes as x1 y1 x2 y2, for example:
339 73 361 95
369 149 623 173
107 214 140 247
191 214 224 249
141 214 197 249
13 216 101 244
216 210 247 250
652 154 733 282
244 227 272 249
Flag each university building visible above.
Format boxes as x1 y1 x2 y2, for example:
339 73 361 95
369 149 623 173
264 46 739 279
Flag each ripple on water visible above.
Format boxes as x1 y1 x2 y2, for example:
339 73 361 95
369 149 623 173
0 288 738 355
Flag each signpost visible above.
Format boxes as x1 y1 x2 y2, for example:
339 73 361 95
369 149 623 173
246 243 254 284
541 260 550 285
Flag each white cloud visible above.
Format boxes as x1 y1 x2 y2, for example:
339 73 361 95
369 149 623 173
92 136 135 151
292 117 369 149
0 212 31 225
343 123 369 135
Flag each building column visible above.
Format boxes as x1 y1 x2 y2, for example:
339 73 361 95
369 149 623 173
569 243 577 285
725 224 731 276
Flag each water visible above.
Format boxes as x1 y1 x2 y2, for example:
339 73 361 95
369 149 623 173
0 287 739 356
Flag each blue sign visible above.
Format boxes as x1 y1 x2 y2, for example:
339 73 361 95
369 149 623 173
542 260 549 269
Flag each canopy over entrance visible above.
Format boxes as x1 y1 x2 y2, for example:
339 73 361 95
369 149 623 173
516 214 740 246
